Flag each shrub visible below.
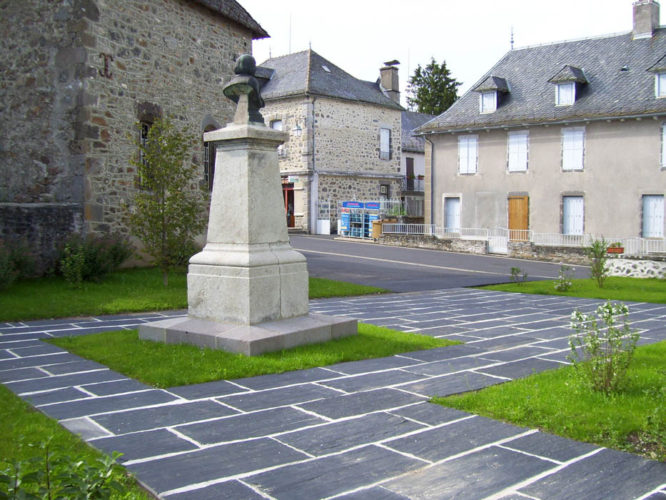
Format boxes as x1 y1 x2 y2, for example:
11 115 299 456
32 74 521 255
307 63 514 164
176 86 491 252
58 234 133 286
586 237 609 288
0 240 35 290
0 244 18 291
0 436 126 499
568 301 640 394
554 264 575 292
510 266 528 284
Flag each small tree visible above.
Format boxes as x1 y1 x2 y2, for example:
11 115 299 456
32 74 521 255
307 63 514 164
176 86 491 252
586 238 609 288
129 117 207 286
406 58 461 115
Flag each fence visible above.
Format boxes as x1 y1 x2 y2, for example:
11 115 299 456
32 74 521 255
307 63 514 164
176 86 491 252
381 224 666 256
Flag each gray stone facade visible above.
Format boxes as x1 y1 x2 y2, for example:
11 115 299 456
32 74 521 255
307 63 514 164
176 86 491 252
1 0 265 269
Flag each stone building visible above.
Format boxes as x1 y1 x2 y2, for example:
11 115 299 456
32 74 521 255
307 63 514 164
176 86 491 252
255 50 403 233
401 110 434 218
0 0 267 270
420 0 666 251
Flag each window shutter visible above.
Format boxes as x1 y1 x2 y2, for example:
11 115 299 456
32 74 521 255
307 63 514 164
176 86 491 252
508 131 528 172
643 195 664 237
562 128 584 171
563 196 584 235
444 197 461 232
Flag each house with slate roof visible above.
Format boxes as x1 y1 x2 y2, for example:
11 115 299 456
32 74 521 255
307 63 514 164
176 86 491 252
402 110 435 218
255 50 403 233
419 0 666 249
1 0 267 270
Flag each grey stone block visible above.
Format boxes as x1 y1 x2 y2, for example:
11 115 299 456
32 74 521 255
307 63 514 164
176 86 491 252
81 378 151 396
478 357 564 379
319 369 424 393
91 428 198 462
503 431 600 462
0 352 77 371
326 355 421 375
166 480 265 500
167 379 247 399
232 367 340 391
398 371 505 397
6 370 125 394
402 344 483 362
42 359 108 375
389 402 471 426
402 356 496 376
219 383 340 412
22 387 89 406
335 487 410 499
61 417 111 440
482 346 556 362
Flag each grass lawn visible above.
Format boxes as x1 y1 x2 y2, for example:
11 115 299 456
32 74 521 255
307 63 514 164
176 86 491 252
482 277 666 303
433 341 666 462
0 268 386 322
0 384 152 498
48 324 458 387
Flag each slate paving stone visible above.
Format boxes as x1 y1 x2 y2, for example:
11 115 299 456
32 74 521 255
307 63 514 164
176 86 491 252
6 369 125 394
298 388 426 420
91 400 238 434
519 448 666 499
166 480 266 500
61 417 111 440
244 445 425 500
327 355 421 375
218 383 341 412
539 350 572 363
0 339 44 349
389 402 471 426
5 343 65 356
398 371 505 397
277 412 425 456
39 389 179 420
463 326 526 339
232 367 340 391
479 357 564 379
335 486 410 499
502 431 600 463
22 387 90 406
383 446 554 499
530 327 573 340
47 326 128 337
176 406 326 445
91 428 198 462
401 344 483 362
82 379 152 396
0 352 79 371
467 334 540 350
481 346 556 362
0 350 17 360
0 332 50 342
385 416 527 462
401 356 497 377
127 438 308 495
318 369 424 393
42 359 108 375
643 492 666 499
167 379 248 400
0 367 45 383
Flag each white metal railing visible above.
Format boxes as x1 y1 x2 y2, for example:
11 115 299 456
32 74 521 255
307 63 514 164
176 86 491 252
380 225 666 256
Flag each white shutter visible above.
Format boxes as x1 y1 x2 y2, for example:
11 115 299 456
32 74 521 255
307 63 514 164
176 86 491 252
643 195 664 237
562 128 584 171
557 82 575 105
563 196 584 235
444 197 461 232
380 128 390 160
458 135 478 174
508 131 528 172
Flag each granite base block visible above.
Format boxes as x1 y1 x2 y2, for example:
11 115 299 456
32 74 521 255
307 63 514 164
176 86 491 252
138 314 357 356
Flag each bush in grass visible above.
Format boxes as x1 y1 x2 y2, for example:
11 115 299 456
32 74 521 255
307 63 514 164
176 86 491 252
0 436 126 499
568 301 640 394
0 240 35 290
58 234 133 286
510 266 528 284
585 237 609 288
554 264 575 292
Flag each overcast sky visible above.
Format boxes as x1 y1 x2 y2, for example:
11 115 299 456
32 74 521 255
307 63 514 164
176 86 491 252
238 0 655 106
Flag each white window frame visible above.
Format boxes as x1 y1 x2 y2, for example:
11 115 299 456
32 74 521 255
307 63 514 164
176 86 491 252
380 128 391 160
458 135 478 174
562 196 584 235
656 73 666 98
662 123 666 168
556 82 575 106
507 130 529 172
479 91 497 114
561 127 585 171
643 195 664 238
443 196 461 233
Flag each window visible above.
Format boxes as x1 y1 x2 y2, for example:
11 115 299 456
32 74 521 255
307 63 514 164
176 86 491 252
270 120 285 157
656 73 666 98
662 123 666 168
380 128 391 160
480 91 497 113
556 82 575 106
643 195 664 237
562 127 585 171
138 121 152 189
507 131 528 172
562 196 584 235
444 197 461 233
458 135 478 174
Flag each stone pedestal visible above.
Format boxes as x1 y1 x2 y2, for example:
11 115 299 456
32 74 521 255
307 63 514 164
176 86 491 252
139 121 356 355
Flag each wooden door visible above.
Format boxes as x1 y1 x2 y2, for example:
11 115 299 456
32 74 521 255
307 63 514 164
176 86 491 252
508 196 529 240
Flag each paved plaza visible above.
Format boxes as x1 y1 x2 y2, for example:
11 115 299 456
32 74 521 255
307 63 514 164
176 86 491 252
1 289 665 499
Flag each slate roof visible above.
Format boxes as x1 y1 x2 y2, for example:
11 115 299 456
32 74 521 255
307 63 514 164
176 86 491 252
420 29 666 134
191 0 269 39
257 50 403 110
402 111 435 152
473 76 510 93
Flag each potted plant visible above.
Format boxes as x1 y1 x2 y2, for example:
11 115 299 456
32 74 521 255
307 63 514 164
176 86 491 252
607 242 624 254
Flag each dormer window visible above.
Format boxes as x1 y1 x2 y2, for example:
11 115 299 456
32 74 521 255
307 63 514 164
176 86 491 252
472 76 509 115
480 91 497 113
556 82 576 106
549 65 587 107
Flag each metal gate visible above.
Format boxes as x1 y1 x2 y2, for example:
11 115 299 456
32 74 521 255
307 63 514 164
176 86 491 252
488 228 508 254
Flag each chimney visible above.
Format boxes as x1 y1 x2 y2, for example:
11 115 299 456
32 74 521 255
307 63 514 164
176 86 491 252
633 0 660 39
380 60 400 104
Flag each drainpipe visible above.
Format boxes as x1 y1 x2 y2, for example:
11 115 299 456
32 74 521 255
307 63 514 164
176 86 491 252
309 96 318 234
426 137 435 226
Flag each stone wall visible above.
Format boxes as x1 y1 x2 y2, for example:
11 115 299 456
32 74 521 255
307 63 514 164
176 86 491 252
379 233 488 254
1 0 254 268
607 256 666 278
508 241 589 265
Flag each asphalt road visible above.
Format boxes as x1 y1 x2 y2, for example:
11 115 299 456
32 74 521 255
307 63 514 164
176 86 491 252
290 235 590 292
